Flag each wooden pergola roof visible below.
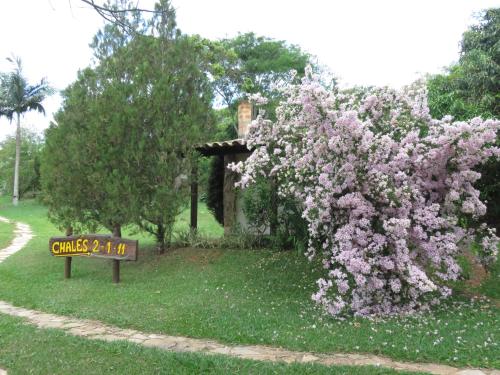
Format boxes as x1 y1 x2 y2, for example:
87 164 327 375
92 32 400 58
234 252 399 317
195 139 250 156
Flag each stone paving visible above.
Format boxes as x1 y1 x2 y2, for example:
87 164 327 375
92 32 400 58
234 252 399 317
0 216 498 375
0 217 33 264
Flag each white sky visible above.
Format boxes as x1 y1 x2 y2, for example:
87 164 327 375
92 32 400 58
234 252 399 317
0 0 499 141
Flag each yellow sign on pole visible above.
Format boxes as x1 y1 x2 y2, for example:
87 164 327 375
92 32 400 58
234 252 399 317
49 235 138 261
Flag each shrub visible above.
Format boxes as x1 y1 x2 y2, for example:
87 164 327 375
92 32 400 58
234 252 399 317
241 176 308 250
174 227 266 250
230 68 499 317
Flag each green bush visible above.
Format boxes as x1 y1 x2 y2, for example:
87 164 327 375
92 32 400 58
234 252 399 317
241 177 308 251
174 227 267 250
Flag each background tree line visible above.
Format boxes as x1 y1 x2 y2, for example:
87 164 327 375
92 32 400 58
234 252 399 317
2 1 497 252
0 128 43 198
427 8 499 230
40 0 314 252
0 57 53 205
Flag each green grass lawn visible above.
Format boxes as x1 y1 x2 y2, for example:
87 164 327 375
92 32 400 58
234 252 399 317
0 219 14 249
0 197 498 369
0 314 421 375
480 258 500 300
173 201 224 238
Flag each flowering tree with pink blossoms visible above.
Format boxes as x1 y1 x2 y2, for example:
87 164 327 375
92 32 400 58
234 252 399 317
230 68 499 317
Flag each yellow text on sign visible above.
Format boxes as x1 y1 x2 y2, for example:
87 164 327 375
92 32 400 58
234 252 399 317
51 239 127 256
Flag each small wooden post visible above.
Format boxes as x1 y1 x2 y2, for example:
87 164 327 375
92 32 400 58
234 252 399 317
223 154 237 235
64 257 72 279
112 224 121 283
190 159 198 231
112 259 120 283
65 226 73 279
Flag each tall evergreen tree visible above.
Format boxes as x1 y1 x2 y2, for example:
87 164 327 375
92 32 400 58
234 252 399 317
42 0 214 249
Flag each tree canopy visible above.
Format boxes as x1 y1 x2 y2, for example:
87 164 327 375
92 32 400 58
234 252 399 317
205 33 313 224
42 0 214 249
210 32 311 111
0 57 52 121
427 8 500 230
428 8 499 120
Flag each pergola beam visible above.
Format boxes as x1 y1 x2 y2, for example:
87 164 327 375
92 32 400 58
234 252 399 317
190 159 198 231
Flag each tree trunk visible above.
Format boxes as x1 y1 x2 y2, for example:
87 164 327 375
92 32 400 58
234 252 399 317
12 112 21 206
112 224 121 284
156 223 166 254
190 161 198 232
112 224 122 238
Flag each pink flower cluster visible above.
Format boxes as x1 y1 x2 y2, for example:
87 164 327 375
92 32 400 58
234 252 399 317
230 67 499 317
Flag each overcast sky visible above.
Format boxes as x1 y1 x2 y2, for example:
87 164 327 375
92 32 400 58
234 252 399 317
0 0 499 141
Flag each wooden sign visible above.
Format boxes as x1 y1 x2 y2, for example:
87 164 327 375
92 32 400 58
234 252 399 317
49 234 138 283
49 235 138 261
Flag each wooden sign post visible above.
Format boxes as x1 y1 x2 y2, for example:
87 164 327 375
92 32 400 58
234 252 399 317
49 235 138 283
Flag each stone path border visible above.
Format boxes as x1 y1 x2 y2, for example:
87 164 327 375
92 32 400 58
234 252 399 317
1 301 497 375
0 216 498 375
0 217 33 264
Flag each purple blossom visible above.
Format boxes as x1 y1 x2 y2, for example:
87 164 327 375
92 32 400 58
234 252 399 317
228 66 499 317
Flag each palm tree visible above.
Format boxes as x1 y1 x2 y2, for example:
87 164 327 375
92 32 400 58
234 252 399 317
0 56 53 205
